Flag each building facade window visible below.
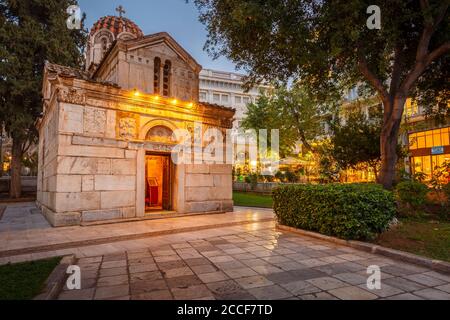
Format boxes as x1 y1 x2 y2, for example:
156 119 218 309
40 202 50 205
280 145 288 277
163 60 171 97
409 127 450 150
409 126 450 181
221 94 229 104
101 38 108 54
154 57 161 94
405 98 419 117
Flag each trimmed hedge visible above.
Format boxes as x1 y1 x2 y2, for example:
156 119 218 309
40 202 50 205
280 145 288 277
396 181 429 208
273 184 396 240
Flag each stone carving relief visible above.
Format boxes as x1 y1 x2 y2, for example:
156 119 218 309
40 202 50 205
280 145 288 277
84 107 106 135
143 142 174 153
145 125 177 144
119 117 137 140
57 87 85 105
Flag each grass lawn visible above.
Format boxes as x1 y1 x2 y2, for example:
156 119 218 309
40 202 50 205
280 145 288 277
375 213 450 262
0 257 61 300
233 192 273 208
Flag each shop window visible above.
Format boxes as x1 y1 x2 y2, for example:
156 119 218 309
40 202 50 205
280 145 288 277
442 128 450 146
409 133 417 150
417 133 426 149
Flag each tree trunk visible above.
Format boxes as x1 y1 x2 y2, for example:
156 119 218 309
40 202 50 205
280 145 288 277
9 139 23 199
379 98 404 189
0 136 3 177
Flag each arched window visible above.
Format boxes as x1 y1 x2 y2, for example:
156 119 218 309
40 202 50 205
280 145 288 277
101 38 108 54
154 57 161 94
163 60 171 97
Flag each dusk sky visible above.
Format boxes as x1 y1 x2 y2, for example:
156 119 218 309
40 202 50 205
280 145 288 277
78 0 238 73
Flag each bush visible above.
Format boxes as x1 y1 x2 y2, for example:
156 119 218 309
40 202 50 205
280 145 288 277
272 183 396 240
443 183 450 205
396 181 429 208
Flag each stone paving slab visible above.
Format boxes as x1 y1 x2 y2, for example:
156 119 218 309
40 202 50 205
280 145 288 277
55 227 450 300
0 204 274 259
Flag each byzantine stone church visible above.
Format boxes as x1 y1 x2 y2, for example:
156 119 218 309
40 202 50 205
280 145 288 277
37 14 235 227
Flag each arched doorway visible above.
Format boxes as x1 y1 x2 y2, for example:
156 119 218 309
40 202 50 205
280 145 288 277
144 125 176 212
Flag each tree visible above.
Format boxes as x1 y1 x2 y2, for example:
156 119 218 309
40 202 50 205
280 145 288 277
0 0 86 198
329 106 382 181
193 0 449 189
241 85 334 157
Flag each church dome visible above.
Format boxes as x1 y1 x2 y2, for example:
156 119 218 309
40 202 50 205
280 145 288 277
90 15 144 39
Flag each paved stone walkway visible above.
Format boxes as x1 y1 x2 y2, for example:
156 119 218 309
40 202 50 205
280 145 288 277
1 202 449 300
0 203 274 265
58 228 450 300
0 203 274 264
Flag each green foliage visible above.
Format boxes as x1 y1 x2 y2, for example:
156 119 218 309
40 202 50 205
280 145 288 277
193 0 449 189
430 160 450 193
244 173 259 189
241 85 337 156
396 181 429 208
329 108 382 177
443 183 450 205
316 141 341 183
284 169 298 183
233 192 273 208
193 0 448 102
0 257 61 300
0 0 87 155
273 184 396 240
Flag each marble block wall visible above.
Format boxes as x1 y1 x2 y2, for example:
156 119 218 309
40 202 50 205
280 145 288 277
37 97 234 227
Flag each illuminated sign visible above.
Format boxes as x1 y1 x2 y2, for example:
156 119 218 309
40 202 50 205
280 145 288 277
431 146 444 155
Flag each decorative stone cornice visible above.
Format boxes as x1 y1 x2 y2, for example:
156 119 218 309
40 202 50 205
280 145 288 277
57 87 86 105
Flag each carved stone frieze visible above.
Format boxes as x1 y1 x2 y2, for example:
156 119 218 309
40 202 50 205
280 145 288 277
57 87 85 105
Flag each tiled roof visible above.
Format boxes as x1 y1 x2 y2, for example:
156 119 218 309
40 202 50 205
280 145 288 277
44 62 119 87
45 62 91 80
90 16 144 38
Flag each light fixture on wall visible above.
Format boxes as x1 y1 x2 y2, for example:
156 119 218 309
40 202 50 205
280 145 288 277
171 99 178 105
133 89 140 97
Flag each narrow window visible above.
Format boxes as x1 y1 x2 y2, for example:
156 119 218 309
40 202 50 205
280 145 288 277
154 57 161 94
163 60 171 97
101 38 108 54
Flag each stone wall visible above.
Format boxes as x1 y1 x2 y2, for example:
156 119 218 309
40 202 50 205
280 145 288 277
95 38 200 102
38 71 235 227
184 164 233 213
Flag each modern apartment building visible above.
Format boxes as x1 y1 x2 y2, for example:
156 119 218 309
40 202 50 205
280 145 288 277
403 99 450 180
199 69 270 130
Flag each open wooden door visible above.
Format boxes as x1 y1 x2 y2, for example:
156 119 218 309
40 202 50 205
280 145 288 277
162 155 171 210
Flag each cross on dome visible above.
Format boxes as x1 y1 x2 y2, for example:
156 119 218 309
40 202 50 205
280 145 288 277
115 5 126 18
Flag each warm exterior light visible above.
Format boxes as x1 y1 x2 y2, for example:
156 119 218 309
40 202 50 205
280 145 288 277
187 102 194 108
133 89 140 97
171 99 178 105
152 95 160 101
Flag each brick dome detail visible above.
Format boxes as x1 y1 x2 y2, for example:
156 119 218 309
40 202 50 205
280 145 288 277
90 16 144 39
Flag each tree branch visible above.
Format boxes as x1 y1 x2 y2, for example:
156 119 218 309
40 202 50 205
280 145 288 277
400 41 450 98
357 54 389 104
426 41 450 65
398 3 449 100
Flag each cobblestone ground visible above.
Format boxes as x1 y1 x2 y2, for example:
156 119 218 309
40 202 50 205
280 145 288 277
58 228 450 300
